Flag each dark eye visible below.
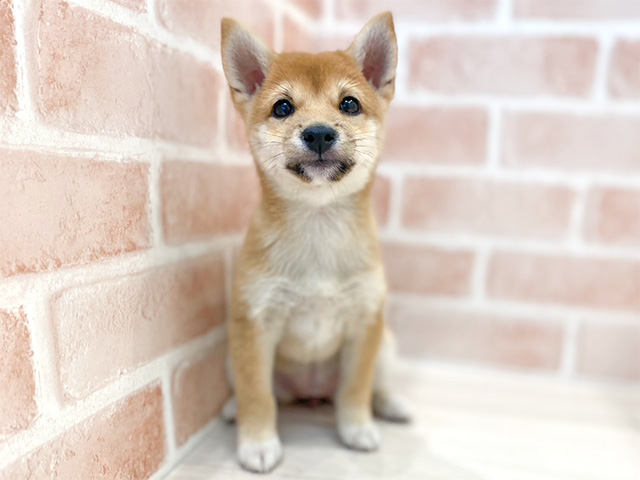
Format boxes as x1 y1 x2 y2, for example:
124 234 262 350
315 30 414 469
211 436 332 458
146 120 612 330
273 99 294 118
340 96 361 115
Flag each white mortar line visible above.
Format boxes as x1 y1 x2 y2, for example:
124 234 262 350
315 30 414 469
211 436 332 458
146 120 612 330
383 170 405 235
11 0 34 121
322 0 334 26
567 180 590 249
22 298 64 418
0 235 243 307
392 91 640 112
388 293 640 326
376 163 640 188
149 155 165 248
471 247 490 304
378 230 640 260
495 0 512 24
560 316 581 378
161 368 178 459
593 34 615 103
329 19 640 37
272 0 284 53
0 326 227 469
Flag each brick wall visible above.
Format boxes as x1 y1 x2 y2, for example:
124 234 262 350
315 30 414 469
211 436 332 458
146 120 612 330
280 0 640 383
0 0 638 478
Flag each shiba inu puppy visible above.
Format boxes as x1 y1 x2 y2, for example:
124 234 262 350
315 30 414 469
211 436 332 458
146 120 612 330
220 12 411 473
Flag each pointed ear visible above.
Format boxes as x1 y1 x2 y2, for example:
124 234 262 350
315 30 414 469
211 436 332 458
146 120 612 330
221 18 274 101
347 12 397 101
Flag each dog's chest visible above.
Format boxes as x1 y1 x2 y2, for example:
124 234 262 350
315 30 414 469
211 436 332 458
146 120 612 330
244 208 385 362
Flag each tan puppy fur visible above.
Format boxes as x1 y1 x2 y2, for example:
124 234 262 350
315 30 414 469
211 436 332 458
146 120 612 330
220 13 410 473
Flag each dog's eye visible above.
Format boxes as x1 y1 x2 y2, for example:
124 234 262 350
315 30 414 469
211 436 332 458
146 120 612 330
339 97 361 115
273 99 294 118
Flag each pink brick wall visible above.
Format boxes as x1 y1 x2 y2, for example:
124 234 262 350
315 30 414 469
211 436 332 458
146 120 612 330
0 0 638 478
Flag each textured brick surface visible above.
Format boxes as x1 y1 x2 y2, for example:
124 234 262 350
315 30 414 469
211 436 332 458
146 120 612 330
38 1 218 145
337 0 496 22
577 322 640 381
585 188 640 247
0 150 151 277
389 301 564 370
162 162 261 244
0 309 37 438
158 0 274 50
383 244 474 296
0 385 165 480
403 178 574 239
488 253 640 312
382 107 488 164
111 0 146 12
172 346 230 446
410 37 598 97
513 0 640 20
51 257 226 400
502 112 640 173
0 0 17 114
608 40 640 99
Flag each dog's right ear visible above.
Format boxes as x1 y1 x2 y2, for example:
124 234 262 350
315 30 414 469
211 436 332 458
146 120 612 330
221 18 274 105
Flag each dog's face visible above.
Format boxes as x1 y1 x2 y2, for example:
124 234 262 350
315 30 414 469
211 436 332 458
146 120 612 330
222 13 397 205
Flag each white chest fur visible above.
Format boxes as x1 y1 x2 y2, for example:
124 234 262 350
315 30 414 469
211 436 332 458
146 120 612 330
242 201 386 364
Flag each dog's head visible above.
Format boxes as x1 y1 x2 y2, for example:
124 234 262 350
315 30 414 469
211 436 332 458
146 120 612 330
221 13 397 205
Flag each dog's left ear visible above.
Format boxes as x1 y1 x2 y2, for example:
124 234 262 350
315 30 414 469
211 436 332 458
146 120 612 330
347 12 397 102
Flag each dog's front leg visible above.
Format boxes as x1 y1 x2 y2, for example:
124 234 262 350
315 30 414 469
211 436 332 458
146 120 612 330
229 314 282 473
336 309 384 451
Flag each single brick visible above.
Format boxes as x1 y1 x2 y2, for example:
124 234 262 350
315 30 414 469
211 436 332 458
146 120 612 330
0 150 151 277
0 0 18 114
51 256 226 400
161 162 261 245
383 107 488 164
502 112 640 173
410 37 598 97
0 309 37 438
383 243 474 297
172 345 230 446
488 252 640 312
608 40 640 99
0 384 165 480
372 175 391 228
402 178 574 239
38 1 218 146
388 300 564 370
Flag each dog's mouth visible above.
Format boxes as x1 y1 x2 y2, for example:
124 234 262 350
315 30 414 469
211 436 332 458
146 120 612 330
286 157 354 183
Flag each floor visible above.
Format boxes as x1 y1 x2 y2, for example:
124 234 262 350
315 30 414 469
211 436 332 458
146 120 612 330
165 361 640 480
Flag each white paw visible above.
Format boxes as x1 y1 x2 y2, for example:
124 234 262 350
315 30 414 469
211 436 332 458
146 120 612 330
221 397 237 422
373 393 413 423
338 421 381 452
237 436 283 473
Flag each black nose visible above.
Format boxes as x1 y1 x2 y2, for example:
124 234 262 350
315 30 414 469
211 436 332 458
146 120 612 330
301 125 337 155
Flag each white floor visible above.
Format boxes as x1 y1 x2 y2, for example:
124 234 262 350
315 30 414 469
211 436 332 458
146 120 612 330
165 362 640 480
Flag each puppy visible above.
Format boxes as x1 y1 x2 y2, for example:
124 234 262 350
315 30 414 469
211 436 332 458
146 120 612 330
220 12 410 473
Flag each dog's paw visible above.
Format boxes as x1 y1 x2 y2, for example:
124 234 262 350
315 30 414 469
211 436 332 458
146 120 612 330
221 397 237 423
237 435 283 473
373 393 413 423
338 421 381 452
